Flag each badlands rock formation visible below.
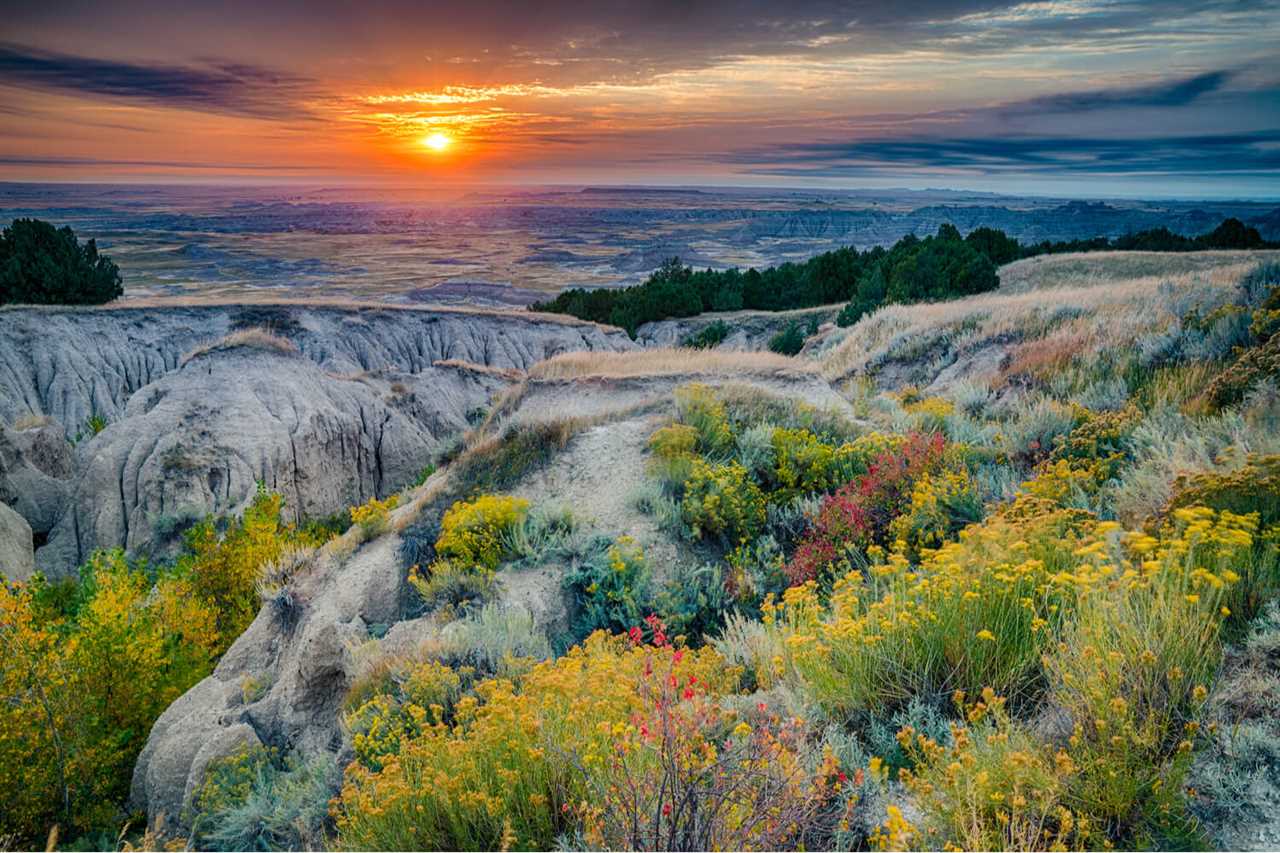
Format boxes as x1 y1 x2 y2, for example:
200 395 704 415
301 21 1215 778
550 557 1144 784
0 304 634 432
0 422 73 539
0 304 634 576
0 501 34 582
635 304 838 350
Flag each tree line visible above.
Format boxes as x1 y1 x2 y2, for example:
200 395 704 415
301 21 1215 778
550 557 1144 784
532 217 1274 336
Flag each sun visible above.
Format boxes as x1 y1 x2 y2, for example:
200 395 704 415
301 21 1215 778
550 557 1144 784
421 132 452 152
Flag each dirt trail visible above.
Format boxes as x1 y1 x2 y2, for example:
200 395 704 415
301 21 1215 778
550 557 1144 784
510 414 687 578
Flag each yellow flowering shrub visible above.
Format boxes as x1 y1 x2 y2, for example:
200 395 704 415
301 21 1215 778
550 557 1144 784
347 660 470 772
771 426 840 499
886 468 984 560
769 505 1096 716
1040 509 1255 834
434 494 529 571
902 394 954 433
1053 405 1140 472
1013 405 1144 512
681 459 767 543
563 535 652 638
349 493 400 539
648 422 698 460
334 632 736 851
768 427 897 500
866 508 1261 849
771 429 910 499
892 690 1091 851
673 383 734 455
1161 453 1280 529
1022 457 1112 507
0 552 219 841
181 486 327 653
646 422 699 487
189 744 276 828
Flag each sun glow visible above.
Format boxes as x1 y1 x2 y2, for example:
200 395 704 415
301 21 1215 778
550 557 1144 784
421 132 452 152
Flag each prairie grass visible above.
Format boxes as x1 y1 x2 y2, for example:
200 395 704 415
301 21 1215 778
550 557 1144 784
528 347 815 380
429 358 525 381
181 326 299 364
997 251 1278 294
822 259 1255 384
10 413 52 430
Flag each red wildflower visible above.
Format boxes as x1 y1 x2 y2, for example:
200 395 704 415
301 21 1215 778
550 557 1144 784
785 431 947 585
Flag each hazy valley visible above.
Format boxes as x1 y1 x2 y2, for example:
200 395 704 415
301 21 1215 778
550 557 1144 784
4 183 1278 303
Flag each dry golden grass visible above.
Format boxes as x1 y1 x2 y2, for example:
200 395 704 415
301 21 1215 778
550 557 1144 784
527 347 815 380
11 413 53 431
822 256 1258 382
181 326 299 364
998 319 1099 386
997 250 1278 293
431 358 525 381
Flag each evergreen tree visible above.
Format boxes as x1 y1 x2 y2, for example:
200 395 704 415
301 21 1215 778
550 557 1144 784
0 219 122 305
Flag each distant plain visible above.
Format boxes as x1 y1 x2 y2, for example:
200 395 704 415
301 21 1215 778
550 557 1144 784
3 182 1277 305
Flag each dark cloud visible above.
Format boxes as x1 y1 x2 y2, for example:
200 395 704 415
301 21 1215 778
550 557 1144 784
726 132 1280 178
0 43 315 118
0 0 1159 85
1011 71 1236 114
0 155 322 170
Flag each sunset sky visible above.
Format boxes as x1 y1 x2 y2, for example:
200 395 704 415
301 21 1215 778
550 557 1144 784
2 0 1278 195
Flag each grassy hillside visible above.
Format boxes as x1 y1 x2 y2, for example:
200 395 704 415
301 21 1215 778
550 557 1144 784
4 254 1280 851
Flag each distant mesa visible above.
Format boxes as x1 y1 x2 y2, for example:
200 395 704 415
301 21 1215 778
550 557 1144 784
579 186 707 195
523 248 588 264
405 281 546 307
611 243 720 273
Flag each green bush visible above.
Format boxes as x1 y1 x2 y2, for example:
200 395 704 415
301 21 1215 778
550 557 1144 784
0 218 122 305
563 536 652 640
768 322 806 355
450 419 582 495
681 319 731 349
189 745 339 851
656 562 735 643
409 561 498 615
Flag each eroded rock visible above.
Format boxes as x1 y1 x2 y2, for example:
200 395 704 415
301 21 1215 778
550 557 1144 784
0 423 73 536
37 348 508 576
0 501 35 582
